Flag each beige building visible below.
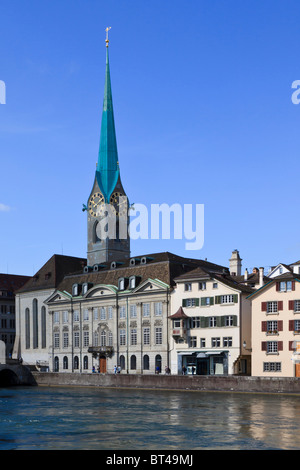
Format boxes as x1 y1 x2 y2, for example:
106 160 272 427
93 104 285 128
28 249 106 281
169 263 253 376
248 271 300 377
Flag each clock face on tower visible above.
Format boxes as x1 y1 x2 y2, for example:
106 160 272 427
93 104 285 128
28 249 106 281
109 192 128 217
88 192 105 217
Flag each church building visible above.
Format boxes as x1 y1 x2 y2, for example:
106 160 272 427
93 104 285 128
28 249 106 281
13 33 238 374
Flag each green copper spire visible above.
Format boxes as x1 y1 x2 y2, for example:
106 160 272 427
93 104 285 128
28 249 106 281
96 31 120 202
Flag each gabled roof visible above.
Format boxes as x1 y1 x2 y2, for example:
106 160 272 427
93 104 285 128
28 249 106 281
247 272 300 299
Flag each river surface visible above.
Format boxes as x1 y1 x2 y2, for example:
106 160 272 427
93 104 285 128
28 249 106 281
0 386 300 450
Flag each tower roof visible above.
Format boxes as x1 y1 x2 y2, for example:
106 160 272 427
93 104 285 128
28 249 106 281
96 38 120 202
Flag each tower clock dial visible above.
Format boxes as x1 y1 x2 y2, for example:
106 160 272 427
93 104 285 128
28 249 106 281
109 192 128 217
88 192 105 217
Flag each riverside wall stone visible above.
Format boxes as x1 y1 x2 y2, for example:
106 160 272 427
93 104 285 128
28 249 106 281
31 372 300 394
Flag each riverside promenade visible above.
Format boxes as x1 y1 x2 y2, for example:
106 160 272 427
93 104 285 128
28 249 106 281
32 372 300 394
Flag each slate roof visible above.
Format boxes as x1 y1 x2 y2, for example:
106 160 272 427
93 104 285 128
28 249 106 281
0 274 31 294
54 252 228 295
16 255 86 294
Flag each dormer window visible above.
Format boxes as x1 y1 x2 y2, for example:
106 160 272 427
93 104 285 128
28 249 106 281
82 283 88 295
72 284 79 296
129 276 136 289
118 278 125 291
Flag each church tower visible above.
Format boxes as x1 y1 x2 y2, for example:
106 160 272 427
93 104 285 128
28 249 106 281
85 29 130 266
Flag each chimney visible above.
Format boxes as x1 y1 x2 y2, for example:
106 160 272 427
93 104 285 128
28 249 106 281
244 268 248 280
259 267 264 287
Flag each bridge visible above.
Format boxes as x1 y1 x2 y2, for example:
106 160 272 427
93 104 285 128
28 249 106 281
0 364 36 387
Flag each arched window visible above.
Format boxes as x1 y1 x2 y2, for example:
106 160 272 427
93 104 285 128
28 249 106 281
83 355 88 370
155 355 162 373
54 356 59 372
143 354 150 370
33 299 38 349
119 355 125 370
130 355 136 370
41 306 46 349
25 308 30 349
74 356 79 370
63 356 68 370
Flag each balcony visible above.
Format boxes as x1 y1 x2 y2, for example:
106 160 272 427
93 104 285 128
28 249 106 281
88 346 114 357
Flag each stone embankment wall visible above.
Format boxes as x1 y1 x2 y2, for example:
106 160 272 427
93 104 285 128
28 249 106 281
32 372 300 394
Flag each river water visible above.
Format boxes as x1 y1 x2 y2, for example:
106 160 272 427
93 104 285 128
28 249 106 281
0 385 300 450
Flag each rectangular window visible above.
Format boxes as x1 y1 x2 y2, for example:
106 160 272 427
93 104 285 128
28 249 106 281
213 283 218 289
143 303 150 317
200 338 206 347
209 317 217 328
155 327 162 345
198 282 206 290
267 341 278 353
223 337 232 347
62 311 68 323
120 329 126 346
225 316 234 327
267 320 278 333
83 331 89 347
73 310 79 322
295 300 300 312
63 332 69 348
108 306 113 319
212 337 220 347
100 307 106 320
191 317 201 328
154 302 162 316
130 304 137 318
184 298 198 308
185 283 192 291
189 336 197 348
74 331 80 348
143 327 150 345
54 312 59 323
279 281 292 292
131 328 137 346
119 306 126 319
263 362 281 372
221 295 235 304
267 302 278 313
83 309 89 321
54 333 59 348
93 308 98 320
295 320 300 331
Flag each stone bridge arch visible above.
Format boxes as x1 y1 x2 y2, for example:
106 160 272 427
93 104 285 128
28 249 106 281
0 365 36 387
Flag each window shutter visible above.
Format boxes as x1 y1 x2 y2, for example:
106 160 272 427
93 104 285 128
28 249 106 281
210 297 214 305
200 317 206 328
261 321 267 332
215 296 221 304
204 317 209 328
217 316 222 327
233 315 238 326
182 299 187 307
220 316 225 327
292 281 296 291
261 302 267 312
289 300 294 311
195 298 199 307
278 301 283 311
276 282 280 291
261 341 267 351
278 320 283 331
289 341 294 351
233 294 238 303
278 341 283 351
201 297 206 306
289 320 294 331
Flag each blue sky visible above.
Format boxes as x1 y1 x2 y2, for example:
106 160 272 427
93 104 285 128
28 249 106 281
1 0 300 276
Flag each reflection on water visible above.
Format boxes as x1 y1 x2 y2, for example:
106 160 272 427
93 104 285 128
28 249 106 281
0 386 300 450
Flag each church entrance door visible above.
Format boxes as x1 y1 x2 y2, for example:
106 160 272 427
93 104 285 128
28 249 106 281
99 356 107 374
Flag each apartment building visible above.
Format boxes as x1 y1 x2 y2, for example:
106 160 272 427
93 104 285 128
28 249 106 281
248 272 300 377
169 265 253 375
